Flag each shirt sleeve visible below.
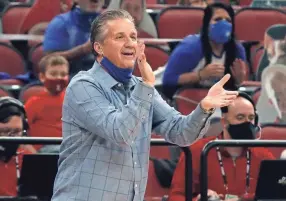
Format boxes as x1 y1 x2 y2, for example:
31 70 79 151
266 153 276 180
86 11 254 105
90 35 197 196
163 35 203 86
152 89 211 146
65 78 155 146
24 97 38 125
236 42 247 61
43 15 70 52
261 148 276 159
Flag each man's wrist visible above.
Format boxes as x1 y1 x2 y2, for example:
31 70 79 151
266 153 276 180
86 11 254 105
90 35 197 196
200 98 215 114
143 81 155 87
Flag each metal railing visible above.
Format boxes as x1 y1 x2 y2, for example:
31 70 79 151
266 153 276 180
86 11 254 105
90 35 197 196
0 137 193 201
200 139 286 201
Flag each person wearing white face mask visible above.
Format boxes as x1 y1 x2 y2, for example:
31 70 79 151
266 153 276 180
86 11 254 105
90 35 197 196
257 65 286 124
268 39 286 65
169 92 275 201
256 24 286 81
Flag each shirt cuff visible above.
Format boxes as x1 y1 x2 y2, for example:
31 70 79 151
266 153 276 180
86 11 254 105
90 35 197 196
133 82 154 103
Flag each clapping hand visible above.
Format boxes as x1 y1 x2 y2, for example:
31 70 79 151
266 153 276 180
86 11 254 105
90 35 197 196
137 41 155 87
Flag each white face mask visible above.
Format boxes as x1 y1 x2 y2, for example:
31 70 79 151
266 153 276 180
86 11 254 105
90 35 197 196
268 40 283 65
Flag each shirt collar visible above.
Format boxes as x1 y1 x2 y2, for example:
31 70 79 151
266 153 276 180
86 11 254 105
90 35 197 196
90 61 137 89
217 133 248 158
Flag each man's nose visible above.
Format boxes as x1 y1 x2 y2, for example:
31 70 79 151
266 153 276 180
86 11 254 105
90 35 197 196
125 37 136 46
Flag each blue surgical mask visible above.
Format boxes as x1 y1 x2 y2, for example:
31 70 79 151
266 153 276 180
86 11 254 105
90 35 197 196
101 57 134 84
73 7 100 31
209 20 232 44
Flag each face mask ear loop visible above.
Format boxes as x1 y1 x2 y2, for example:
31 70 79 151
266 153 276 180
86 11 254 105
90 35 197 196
255 125 262 140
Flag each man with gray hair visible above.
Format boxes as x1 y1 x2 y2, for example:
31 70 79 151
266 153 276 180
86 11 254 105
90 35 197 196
51 9 238 201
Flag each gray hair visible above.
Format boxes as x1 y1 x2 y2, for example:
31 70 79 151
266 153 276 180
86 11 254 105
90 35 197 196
90 9 134 56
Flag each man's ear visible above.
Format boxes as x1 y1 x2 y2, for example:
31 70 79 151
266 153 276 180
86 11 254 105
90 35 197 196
39 72 46 83
221 115 226 128
93 42 103 56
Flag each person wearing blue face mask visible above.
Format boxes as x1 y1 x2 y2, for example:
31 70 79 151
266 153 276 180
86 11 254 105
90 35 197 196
163 3 248 99
43 0 104 76
51 9 240 201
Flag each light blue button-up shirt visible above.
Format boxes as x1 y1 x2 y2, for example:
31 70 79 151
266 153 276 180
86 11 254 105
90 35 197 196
51 62 211 201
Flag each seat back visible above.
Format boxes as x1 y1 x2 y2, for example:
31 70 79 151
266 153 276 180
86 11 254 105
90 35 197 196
251 46 264 75
252 88 261 104
239 0 252 6
19 0 62 34
146 0 158 4
150 135 171 159
0 86 12 97
2 3 31 33
165 0 177 4
19 83 45 103
235 8 286 41
29 43 44 77
157 6 204 38
0 79 24 86
0 42 26 76
173 88 208 115
133 45 169 77
260 124 286 158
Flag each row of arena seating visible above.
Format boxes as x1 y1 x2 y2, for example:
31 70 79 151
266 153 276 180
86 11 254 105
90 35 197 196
0 40 266 87
0 43 170 84
2 2 286 41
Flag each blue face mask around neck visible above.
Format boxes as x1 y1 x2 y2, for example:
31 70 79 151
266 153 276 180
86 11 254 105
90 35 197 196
209 20 232 44
100 57 134 84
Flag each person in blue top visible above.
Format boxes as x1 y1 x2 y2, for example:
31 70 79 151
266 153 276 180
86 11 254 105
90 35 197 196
163 3 248 99
43 0 104 76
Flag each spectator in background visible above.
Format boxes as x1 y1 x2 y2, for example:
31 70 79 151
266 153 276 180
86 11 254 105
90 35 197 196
0 97 32 196
257 64 286 124
251 0 286 8
28 0 72 36
178 0 214 6
169 92 275 201
25 55 69 151
162 3 247 99
43 0 104 76
256 24 286 81
108 0 158 38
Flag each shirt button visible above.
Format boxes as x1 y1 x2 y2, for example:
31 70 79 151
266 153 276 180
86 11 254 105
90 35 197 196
134 162 137 165
148 94 152 98
118 83 122 87
135 184 138 188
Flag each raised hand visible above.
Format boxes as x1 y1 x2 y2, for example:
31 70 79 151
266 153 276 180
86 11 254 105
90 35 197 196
136 41 155 87
201 74 238 110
